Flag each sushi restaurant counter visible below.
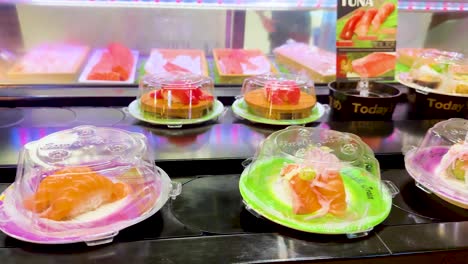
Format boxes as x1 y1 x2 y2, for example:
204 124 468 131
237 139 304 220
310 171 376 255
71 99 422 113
0 106 466 263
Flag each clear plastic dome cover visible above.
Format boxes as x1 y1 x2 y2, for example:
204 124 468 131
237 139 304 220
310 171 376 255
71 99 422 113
138 72 215 120
240 73 317 120
239 126 396 236
408 50 465 94
405 118 468 208
0 125 180 245
448 60 468 95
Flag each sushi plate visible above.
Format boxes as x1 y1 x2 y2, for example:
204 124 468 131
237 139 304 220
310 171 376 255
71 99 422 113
232 98 325 126
78 49 139 84
0 166 177 245
239 157 394 235
396 72 468 98
405 147 468 209
127 99 225 128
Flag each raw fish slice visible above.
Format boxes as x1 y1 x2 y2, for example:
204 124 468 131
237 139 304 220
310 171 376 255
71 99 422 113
163 61 191 73
108 43 133 80
371 3 395 31
219 50 260 74
354 8 378 37
314 171 347 216
88 52 120 81
289 174 321 215
352 52 396 78
280 164 320 214
23 167 128 221
219 53 243 74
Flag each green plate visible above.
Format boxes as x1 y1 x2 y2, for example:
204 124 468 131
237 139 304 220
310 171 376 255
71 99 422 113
239 157 393 234
232 98 325 125
127 99 225 127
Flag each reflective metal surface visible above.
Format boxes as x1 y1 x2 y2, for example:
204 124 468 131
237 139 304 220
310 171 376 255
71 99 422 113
171 172 467 235
0 105 414 167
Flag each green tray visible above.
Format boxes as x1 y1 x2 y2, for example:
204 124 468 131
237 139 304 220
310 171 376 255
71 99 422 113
127 99 225 127
232 98 325 125
239 157 393 234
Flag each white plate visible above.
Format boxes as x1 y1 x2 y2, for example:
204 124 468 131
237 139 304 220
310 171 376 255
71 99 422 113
396 72 468 98
78 49 139 84
127 99 225 128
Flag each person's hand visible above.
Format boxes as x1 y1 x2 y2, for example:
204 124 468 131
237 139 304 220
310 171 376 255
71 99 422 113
256 11 275 33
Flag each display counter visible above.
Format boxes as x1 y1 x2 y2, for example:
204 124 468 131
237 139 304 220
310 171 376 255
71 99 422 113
0 0 467 262
0 105 466 263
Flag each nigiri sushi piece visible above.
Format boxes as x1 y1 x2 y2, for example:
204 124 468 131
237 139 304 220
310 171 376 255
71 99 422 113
371 3 395 32
354 8 378 37
437 144 468 187
279 149 347 216
314 170 347 216
281 164 321 214
23 167 128 221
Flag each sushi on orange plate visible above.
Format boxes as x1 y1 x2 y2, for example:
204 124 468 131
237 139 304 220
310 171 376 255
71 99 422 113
0 126 180 245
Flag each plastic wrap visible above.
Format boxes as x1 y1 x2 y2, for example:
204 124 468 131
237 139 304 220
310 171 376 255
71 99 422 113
239 126 396 237
0 125 180 245
405 118 468 208
408 50 464 93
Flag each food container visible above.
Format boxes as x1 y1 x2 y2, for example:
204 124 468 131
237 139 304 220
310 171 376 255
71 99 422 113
405 118 468 209
232 73 324 125
129 72 224 128
397 48 439 68
239 126 398 238
144 49 209 76
408 50 463 91
7 43 90 84
78 43 138 84
328 81 401 120
397 50 468 118
273 41 336 83
0 125 181 245
213 49 277 84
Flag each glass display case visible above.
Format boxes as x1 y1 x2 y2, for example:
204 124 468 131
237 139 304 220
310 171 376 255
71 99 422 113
0 1 467 90
0 1 467 263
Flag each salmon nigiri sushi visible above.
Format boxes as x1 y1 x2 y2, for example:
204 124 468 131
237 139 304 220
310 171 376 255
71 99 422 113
281 164 321 214
279 156 347 216
314 171 347 216
23 167 128 221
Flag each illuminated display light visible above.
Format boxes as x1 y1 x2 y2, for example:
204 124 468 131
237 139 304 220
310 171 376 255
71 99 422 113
0 0 463 11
